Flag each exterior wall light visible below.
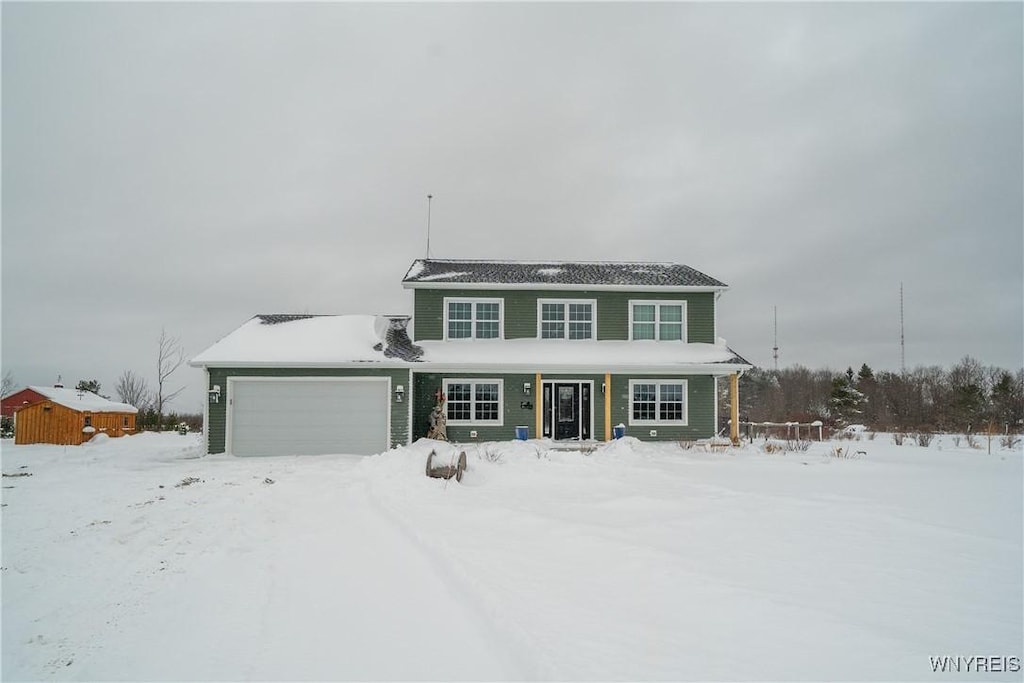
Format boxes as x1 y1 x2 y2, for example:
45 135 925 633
395 385 405 402
209 385 221 403
523 382 531 395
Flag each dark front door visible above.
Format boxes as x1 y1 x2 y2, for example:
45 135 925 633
543 381 592 440
555 383 580 440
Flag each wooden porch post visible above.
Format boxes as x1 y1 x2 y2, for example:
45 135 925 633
535 373 543 439
730 372 740 446
604 372 612 441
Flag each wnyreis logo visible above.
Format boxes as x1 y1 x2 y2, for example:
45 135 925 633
929 656 1021 674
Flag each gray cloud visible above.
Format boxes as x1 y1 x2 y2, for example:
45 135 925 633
3 2 1021 411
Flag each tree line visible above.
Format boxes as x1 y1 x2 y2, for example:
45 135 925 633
726 356 1024 434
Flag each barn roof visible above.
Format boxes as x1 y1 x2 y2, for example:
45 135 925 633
25 387 139 414
401 259 727 289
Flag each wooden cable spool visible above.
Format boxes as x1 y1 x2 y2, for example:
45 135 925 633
425 449 467 482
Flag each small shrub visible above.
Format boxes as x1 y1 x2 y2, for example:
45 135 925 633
175 476 201 488
481 445 503 463
893 433 906 446
829 445 865 459
867 431 876 441
762 439 810 454
914 432 934 447
1000 434 1021 450
678 440 696 450
965 433 978 449
952 435 962 447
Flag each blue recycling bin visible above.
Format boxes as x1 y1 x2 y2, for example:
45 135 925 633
612 425 626 439
515 426 529 441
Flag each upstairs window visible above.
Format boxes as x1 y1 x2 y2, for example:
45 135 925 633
539 300 596 339
445 298 502 339
630 301 687 341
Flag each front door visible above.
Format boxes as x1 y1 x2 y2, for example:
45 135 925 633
555 383 580 440
543 381 592 440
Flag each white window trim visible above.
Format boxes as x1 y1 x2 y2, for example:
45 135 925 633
536 298 598 340
444 378 504 426
628 379 689 426
443 297 505 340
628 300 688 341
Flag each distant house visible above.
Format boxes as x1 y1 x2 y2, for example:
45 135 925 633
2 387 49 420
13 386 138 445
191 259 751 457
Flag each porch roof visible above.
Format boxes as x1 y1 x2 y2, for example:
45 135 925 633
190 314 751 373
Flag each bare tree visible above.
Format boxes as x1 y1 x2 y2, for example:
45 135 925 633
156 329 186 431
115 370 151 410
1 369 16 397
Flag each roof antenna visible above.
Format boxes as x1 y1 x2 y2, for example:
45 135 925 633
425 194 433 259
772 306 779 372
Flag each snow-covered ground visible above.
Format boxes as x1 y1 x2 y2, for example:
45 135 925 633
2 432 1021 681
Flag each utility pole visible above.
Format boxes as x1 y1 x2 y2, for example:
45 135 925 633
897 282 905 374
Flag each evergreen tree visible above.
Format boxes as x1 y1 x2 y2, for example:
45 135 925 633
75 379 101 394
828 371 866 426
857 364 875 383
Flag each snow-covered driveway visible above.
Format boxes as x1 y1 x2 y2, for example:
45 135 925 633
2 432 1021 681
1 436 522 681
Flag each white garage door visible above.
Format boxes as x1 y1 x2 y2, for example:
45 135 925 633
229 378 389 456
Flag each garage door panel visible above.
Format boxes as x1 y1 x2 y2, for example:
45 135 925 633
229 379 388 456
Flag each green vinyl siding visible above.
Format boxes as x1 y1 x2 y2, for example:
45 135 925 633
411 371 717 443
610 374 716 440
413 372 535 442
205 367 410 454
413 289 715 342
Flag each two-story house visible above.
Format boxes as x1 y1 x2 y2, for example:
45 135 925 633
190 259 750 456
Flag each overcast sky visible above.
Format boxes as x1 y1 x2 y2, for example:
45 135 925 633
3 2 1022 413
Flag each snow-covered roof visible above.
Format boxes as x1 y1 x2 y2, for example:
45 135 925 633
25 387 139 414
190 314 750 373
190 315 388 366
401 259 728 290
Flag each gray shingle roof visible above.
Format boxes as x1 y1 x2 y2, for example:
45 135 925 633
402 259 727 288
257 314 325 325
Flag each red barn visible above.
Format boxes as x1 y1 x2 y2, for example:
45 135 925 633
13 386 138 445
2 387 47 418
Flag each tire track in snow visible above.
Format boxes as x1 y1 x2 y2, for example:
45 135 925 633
360 477 553 680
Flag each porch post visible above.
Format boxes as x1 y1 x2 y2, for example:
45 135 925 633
604 372 612 441
730 372 740 446
534 373 543 439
